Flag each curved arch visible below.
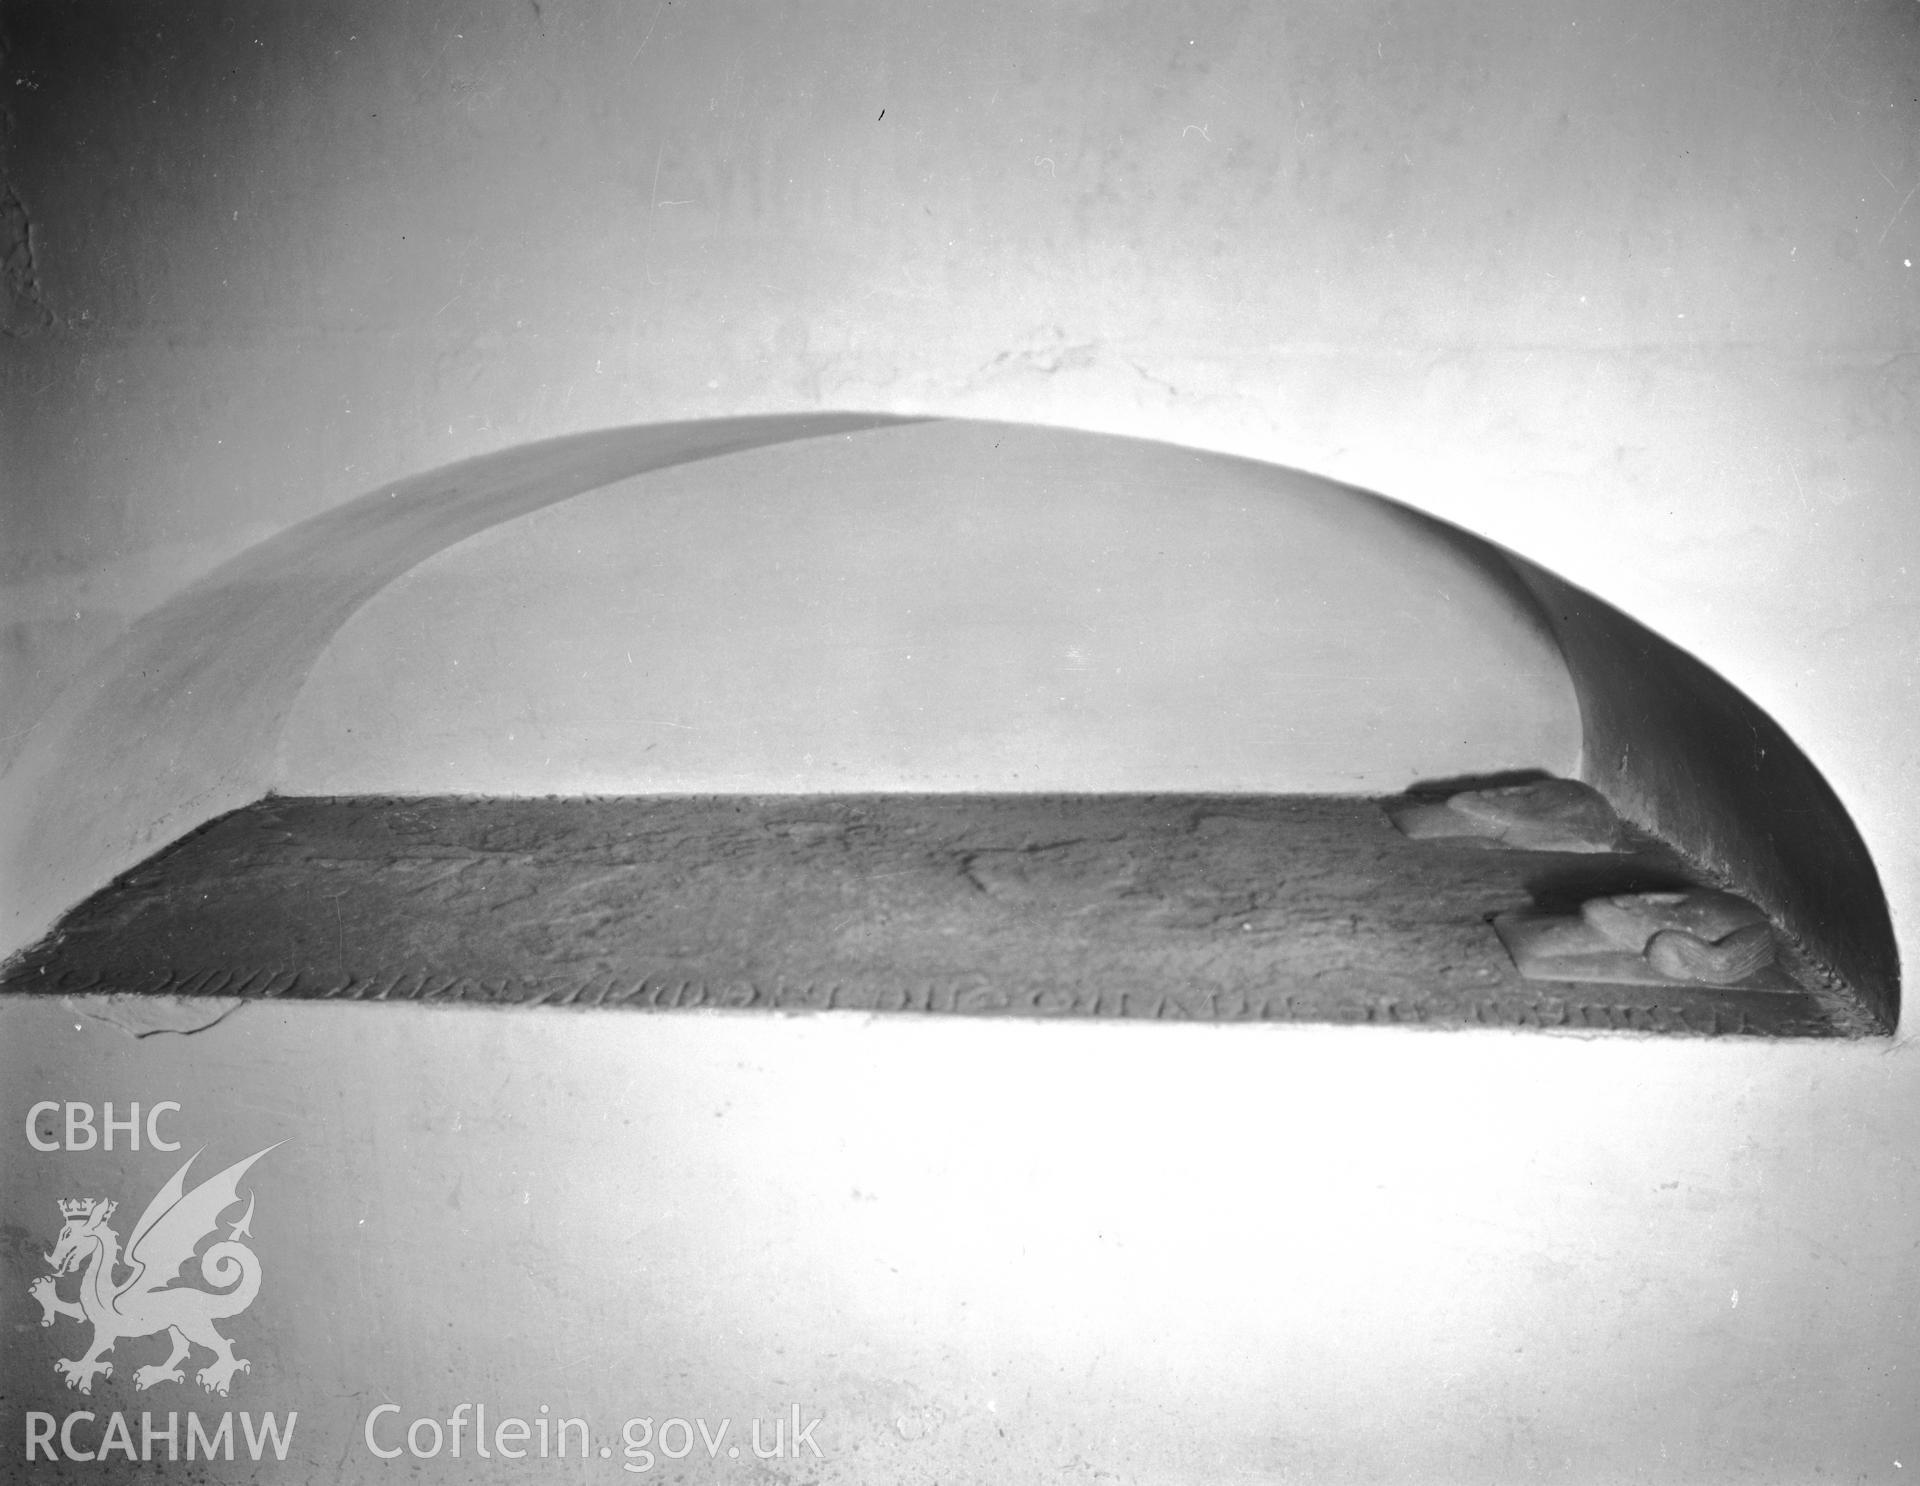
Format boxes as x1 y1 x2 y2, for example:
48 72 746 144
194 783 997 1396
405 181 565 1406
0 414 916 962
1509 561 1899 1028
271 420 1582 799
0 416 1896 1029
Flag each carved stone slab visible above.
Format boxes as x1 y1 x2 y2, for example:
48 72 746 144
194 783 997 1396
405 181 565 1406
2 796 1868 1035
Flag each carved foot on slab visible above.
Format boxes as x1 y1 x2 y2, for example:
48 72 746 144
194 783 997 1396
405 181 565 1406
1389 778 1626 854
1495 889 1791 990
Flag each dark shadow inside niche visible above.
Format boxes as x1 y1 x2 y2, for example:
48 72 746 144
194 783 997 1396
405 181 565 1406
1503 562 1899 1031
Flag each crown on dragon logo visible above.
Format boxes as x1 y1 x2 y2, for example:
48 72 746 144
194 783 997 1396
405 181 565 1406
35 1146 279 1398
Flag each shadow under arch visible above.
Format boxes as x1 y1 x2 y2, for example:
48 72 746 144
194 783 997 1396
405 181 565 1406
1507 560 1899 1028
0 414 1897 1029
1387 497 1901 1029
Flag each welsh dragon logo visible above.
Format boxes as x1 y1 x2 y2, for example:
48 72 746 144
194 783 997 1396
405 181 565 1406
29 1145 278 1397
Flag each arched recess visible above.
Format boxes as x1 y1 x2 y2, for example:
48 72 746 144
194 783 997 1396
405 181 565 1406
0 415 912 964
271 421 1581 798
1508 564 1899 1029
0 417 1897 1029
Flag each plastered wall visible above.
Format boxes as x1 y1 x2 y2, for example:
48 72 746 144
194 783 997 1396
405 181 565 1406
4 0 1917 973
4 5 1920 1480
8 1001 1920 1485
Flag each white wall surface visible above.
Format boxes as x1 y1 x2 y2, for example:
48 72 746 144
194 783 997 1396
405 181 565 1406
4 0 1915 987
4 4 1919 1479
5 999 1919 1484
275 422 1580 796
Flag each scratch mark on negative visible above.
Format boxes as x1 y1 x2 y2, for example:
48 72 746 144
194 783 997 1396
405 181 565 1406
646 140 665 286
631 0 665 63
1880 179 1919 245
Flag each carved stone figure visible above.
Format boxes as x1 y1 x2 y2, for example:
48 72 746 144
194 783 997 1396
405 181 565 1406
1496 889 1784 989
1389 778 1626 854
